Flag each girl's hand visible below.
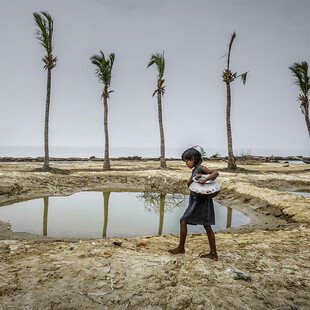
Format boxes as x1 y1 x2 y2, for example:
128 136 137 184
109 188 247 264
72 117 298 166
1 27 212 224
194 174 208 183
198 177 208 183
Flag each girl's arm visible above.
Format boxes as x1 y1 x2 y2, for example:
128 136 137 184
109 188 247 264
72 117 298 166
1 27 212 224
187 176 194 187
197 166 219 183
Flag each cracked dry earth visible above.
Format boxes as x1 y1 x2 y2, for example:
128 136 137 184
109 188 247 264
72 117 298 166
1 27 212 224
0 161 309 309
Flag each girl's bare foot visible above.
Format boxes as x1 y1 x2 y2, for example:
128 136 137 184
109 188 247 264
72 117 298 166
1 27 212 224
198 252 218 261
168 247 185 255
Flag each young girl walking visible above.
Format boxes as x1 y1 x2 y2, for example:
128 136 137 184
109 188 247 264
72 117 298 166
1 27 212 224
169 147 219 260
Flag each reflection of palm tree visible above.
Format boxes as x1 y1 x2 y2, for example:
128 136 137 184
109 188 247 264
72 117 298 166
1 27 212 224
158 194 165 235
102 191 111 238
226 207 232 228
43 197 48 236
141 193 185 213
139 193 185 236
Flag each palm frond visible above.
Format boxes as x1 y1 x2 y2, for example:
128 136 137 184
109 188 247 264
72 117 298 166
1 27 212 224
237 71 248 85
90 51 115 87
109 53 115 68
227 31 236 69
33 12 54 55
220 52 228 60
228 32 236 53
41 11 53 51
289 61 310 97
147 59 155 68
147 51 165 79
33 13 49 51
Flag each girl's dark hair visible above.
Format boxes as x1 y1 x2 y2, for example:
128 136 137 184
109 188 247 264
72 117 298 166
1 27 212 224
181 147 202 165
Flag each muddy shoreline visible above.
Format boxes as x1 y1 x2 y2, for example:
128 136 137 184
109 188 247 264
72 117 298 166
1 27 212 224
0 161 309 309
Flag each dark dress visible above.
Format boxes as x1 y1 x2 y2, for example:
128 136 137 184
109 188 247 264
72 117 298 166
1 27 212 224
180 164 215 226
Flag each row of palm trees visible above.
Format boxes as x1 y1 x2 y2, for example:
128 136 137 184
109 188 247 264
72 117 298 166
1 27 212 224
34 11 167 171
33 11 309 172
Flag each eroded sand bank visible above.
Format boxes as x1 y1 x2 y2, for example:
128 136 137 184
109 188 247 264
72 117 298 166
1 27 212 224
0 160 309 309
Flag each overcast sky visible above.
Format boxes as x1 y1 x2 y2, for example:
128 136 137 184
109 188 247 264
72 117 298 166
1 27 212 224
0 0 309 156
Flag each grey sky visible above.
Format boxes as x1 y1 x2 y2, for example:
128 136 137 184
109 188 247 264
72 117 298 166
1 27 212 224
0 0 309 156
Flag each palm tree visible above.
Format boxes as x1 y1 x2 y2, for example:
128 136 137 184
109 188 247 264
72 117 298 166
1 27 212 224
222 32 248 170
90 51 115 170
289 62 310 138
33 12 57 171
147 52 167 169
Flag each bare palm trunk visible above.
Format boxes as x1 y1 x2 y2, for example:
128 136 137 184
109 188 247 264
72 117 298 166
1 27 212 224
226 82 237 170
43 68 51 171
103 89 110 170
157 92 167 168
304 105 310 138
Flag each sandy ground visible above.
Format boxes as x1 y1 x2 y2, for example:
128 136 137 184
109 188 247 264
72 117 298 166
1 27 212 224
0 160 309 309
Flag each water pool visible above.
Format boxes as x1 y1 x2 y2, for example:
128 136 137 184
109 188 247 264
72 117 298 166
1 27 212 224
0 191 250 238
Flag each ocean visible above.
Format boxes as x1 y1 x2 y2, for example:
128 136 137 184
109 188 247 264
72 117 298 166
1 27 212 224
0 146 309 158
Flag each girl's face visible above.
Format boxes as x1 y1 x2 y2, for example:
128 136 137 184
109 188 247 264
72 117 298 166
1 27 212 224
184 159 195 169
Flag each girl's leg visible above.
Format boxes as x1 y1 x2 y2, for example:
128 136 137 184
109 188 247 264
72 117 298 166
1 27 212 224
199 225 218 260
168 220 187 254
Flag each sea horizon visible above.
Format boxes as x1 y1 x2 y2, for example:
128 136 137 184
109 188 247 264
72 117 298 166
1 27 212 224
0 145 309 158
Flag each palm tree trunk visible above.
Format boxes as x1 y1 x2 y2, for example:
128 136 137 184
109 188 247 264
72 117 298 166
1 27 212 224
103 89 110 170
43 68 51 171
226 82 237 170
304 104 310 138
157 91 167 168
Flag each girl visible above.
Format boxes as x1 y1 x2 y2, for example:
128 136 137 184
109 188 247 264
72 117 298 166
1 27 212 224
168 147 219 260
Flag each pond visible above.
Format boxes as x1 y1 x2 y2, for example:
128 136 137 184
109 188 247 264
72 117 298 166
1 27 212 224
279 160 307 165
289 191 310 198
0 191 250 238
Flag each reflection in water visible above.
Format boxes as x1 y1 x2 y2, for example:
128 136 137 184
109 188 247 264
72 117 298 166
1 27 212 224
158 194 165 235
226 207 232 228
43 197 48 236
139 193 186 235
140 193 186 213
140 193 235 234
289 191 310 198
0 191 250 238
102 191 111 238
